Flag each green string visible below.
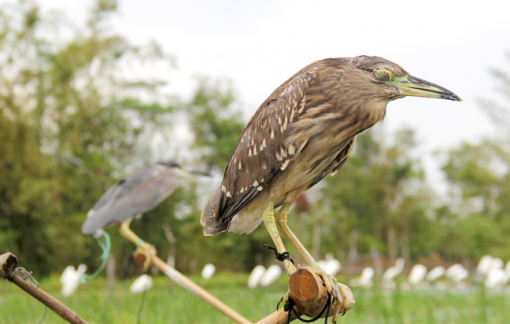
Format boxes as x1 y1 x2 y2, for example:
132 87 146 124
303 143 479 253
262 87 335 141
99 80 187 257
81 231 111 283
136 239 145 247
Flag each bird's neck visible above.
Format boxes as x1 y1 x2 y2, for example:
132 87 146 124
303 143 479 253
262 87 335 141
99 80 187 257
360 99 388 129
333 99 388 140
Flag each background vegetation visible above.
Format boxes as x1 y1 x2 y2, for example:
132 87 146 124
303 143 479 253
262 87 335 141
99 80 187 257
3 275 509 323
0 0 508 288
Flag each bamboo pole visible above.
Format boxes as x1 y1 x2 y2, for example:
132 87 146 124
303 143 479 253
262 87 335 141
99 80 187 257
133 249 252 324
0 252 88 324
257 308 298 324
256 268 355 324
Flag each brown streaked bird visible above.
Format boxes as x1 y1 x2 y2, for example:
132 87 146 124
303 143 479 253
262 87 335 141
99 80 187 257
201 55 461 321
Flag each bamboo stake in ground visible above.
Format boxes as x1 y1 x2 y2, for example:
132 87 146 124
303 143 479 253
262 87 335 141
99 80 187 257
133 247 252 324
256 268 355 324
0 252 88 324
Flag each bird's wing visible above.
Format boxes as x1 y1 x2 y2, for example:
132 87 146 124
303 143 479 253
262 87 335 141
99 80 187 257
216 72 316 223
90 166 156 212
306 136 356 189
82 165 163 234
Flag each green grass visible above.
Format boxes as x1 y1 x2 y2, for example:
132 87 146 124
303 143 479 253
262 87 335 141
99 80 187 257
1 273 509 323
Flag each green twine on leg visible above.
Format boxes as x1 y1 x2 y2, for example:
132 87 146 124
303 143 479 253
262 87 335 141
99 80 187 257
81 231 111 283
136 239 145 247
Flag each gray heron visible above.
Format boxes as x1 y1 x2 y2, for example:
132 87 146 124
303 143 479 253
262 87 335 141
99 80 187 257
82 161 210 268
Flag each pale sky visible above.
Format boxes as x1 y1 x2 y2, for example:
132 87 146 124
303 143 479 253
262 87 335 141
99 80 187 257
34 0 510 189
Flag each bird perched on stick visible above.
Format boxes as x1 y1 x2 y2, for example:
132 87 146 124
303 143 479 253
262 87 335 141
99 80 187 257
201 55 460 321
83 162 210 268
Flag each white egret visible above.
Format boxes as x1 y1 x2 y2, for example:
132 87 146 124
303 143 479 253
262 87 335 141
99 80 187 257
260 264 282 287
408 264 427 286
60 264 87 297
323 253 341 276
476 255 494 278
446 264 469 282
248 265 266 289
426 266 445 282
383 258 405 282
130 274 153 294
201 263 216 280
359 267 375 288
485 261 510 289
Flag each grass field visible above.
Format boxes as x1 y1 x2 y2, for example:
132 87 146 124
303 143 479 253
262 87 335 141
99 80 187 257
1 273 509 323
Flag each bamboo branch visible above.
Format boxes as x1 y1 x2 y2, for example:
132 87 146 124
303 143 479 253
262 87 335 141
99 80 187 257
257 308 298 324
0 252 88 324
0 252 17 278
133 248 252 324
257 268 355 324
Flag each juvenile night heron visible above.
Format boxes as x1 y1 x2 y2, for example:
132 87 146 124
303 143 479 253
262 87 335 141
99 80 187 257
83 162 209 267
201 56 461 320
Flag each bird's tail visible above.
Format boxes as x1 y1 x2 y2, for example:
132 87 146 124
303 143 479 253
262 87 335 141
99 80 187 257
200 185 229 236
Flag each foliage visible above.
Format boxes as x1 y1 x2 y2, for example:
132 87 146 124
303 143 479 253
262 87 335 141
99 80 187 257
2 274 509 323
438 53 510 261
0 0 177 276
185 77 246 171
301 126 435 264
183 77 279 271
0 0 508 281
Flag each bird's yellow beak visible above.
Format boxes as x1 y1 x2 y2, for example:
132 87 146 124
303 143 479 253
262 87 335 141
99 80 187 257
390 75 462 101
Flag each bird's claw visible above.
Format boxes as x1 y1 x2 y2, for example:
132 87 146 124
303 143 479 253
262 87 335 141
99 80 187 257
312 269 355 323
277 291 290 310
133 243 157 271
263 244 295 265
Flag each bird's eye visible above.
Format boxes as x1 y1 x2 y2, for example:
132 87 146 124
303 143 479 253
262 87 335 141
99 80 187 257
374 70 392 82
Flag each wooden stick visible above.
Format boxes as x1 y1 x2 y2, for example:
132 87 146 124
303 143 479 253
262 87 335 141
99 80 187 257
256 268 355 324
0 252 17 278
288 267 329 318
257 308 298 324
134 249 252 324
0 252 88 324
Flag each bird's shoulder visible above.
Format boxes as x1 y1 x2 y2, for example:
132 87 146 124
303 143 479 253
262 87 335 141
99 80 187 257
117 165 163 194
214 59 354 222
306 136 357 190
91 165 163 211
217 68 320 221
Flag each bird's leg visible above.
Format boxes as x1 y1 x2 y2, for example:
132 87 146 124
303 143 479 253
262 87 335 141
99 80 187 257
275 204 353 322
119 219 156 271
262 202 296 276
119 219 142 245
275 203 318 268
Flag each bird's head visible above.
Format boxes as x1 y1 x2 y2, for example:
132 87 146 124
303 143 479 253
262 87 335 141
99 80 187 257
351 55 461 102
158 161 182 168
159 161 212 177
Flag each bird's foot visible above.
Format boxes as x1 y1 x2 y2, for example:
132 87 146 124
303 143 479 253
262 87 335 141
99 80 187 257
133 243 157 271
263 244 294 264
277 291 290 309
263 244 297 276
311 268 355 323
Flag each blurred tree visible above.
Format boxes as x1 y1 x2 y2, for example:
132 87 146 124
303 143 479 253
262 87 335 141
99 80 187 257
305 126 434 268
440 53 510 261
186 77 246 171
184 77 283 272
2 0 508 277
0 0 177 276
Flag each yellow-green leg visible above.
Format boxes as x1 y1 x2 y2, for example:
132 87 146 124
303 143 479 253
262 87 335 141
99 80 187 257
119 219 155 270
262 202 296 276
275 203 319 268
275 204 350 323
119 219 143 245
